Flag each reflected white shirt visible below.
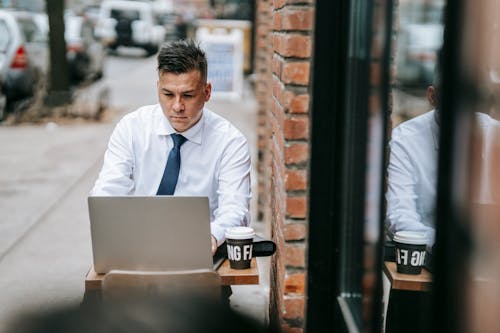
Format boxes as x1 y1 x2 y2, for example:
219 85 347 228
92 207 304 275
91 104 251 245
386 110 439 247
386 110 495 247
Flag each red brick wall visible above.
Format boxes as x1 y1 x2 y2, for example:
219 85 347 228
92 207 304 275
255 0 314 331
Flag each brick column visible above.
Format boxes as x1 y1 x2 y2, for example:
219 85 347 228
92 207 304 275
268 1 314 331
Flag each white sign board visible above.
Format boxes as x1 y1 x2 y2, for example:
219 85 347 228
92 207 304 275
197 28 244 100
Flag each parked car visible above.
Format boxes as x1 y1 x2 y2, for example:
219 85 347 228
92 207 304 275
0 9 48 102
33 12 106 84
0 18 8 120
65 14 106 82
95 0 166 56
81 4 101 26
158 12 187 41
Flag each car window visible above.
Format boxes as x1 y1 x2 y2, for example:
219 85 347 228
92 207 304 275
110 9 140 21
16 17 45 43
65 17 82 39
81 22 95 42
0 20 10 52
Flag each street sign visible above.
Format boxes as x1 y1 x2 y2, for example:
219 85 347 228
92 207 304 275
197 27 244 100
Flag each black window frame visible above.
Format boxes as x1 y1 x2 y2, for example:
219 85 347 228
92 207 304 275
307 0 395 331
431 0 471 331
307 0 474 332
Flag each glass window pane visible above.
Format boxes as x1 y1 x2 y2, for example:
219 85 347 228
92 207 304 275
387 0 445 261
383 1 445 332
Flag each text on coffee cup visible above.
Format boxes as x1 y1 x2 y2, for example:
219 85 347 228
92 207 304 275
397 249 426 266
227 244 252 261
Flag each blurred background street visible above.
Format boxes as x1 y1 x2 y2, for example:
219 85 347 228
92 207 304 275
0 0 271 328
0 33 267 333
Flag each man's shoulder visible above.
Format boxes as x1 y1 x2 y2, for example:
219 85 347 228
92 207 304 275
393 110 436 139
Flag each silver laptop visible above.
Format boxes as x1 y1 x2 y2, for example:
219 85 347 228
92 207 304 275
88 196 213 274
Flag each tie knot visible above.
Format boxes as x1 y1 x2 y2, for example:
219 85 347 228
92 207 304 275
171 134 187 148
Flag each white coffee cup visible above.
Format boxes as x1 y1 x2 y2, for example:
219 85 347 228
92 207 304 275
393 231 428 275
225 227 255 269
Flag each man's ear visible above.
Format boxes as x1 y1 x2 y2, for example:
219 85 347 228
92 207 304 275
427 85 437 107
205 82 212 102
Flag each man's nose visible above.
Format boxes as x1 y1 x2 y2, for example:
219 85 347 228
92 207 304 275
173 97 184 112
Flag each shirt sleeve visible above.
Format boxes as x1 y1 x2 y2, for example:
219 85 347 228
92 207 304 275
385 136 435 247
90 118 135 196
210 134 252 246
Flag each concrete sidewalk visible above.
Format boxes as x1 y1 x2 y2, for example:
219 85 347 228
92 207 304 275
0 78 269 330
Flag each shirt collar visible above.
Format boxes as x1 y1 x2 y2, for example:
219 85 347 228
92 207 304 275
155 105 204 145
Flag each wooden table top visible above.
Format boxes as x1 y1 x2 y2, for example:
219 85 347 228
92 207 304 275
384 261 432 292
85 258 259 291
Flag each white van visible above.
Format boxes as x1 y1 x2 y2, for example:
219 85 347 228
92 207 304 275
95 0 165 55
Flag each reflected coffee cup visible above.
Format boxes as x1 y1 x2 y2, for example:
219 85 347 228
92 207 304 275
225 227 255 269
393 231 428 275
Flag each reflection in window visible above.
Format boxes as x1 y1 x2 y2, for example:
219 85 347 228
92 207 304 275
382 1 445 332
386 0 445 260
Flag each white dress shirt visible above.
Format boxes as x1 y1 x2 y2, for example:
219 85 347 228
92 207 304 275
386 110 439 247
386 109 495 247
91 104 251 245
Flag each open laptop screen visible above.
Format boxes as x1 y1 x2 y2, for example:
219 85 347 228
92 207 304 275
88 196 213 274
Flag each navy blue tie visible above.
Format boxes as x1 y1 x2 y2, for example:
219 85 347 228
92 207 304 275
156 134 187 195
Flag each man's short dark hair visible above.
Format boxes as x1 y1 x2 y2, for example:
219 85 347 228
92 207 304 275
157 40 207 82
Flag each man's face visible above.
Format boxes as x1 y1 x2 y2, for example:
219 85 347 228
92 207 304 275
157 70 211 132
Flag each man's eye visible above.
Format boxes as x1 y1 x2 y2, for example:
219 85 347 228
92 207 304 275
164 93 173 97
184 94 193 98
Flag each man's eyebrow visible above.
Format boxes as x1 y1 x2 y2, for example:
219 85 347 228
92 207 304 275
161 88 196 94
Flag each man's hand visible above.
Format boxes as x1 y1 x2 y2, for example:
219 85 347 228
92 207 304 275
211 235 217 255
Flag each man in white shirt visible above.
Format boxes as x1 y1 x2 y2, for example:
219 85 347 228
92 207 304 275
386 77 442 249
91 40 251 256
385 100 439 248
386 83 495 249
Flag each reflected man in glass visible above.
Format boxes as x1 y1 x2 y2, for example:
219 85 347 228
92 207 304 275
385 75 441 250
386 68 496 250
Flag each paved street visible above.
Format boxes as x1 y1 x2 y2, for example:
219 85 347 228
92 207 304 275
0 49 267 331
